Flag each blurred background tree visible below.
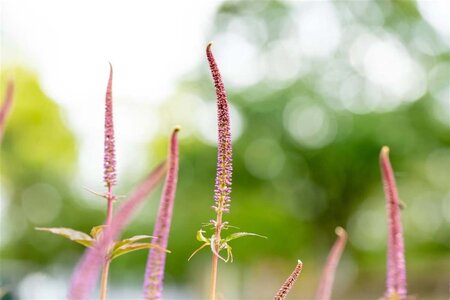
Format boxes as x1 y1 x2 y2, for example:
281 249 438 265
1 1 449 299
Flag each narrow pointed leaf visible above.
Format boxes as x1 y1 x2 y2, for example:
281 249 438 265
68 162 166 300
111 243 169 261
380 146 407 300
0 80 14 142
209 235 227 262
143 128 180 300
225 244 233 263
224 232 267 242
274 260 303 300
83 187 107 199
315 227 348 300
188 243 209 261
90 225 106 239
36 227 93 247
114 235 153 250
196 229 209 243
218 243 232 263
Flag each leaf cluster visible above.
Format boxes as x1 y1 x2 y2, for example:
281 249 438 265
36 226 168 261
189 228 266 263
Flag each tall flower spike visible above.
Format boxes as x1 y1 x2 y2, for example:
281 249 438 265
380 146 407 300
143 127 180 300
68 162 166 300
104 63 116 187
315 227 348 300
274 260 303 300
0 80 14 142
207 42 233 215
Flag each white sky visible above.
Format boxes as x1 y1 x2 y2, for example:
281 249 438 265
1 0 222 189
1 0 448 188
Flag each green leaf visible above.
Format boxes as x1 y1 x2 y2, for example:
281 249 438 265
90 225 106 239
210 235 227 262
113 235 154 250
225 244 233 263
35 227 93 247
196 229 209 243
224 232 267 242
110 242 169 260
188 243 209 261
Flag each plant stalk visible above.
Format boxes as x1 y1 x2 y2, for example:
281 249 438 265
209 211 223 300
209 254 218 300
100 259 111 300
100 184 114 300
105 185 114 226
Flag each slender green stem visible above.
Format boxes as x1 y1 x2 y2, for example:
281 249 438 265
100 259 111 300
100 184 114 300
210 211 223 300
106 186 114 226
209 254 218 300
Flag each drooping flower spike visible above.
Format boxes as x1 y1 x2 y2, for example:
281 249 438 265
205 42 234 300
143 127 180 300
104 63 116 188
0 80 14 142
207 42 233 215
68 162 166 300
380 146 407 300
274 260 303 300
315 227 347 300
190 43 266 300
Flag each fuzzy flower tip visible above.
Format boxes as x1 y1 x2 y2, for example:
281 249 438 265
0 80 14 142
274 260 303 300
68 163 166 300
143 127 180 300
206 43 233 214
315 227 347 300
104 63 117 187
380 146 407 300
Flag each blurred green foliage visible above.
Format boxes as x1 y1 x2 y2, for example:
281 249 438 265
1 69 76 183
0 70 105 291
1 1 449 299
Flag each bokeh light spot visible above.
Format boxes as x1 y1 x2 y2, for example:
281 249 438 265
245 138 285 180
21 183 62 224
294 2 341 58
284 102 337 149
348 209 386 251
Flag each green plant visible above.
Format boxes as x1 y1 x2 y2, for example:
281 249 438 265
36 64 168 300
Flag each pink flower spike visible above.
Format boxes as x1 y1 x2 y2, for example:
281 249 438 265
315 227 348 300
104 63 116 188
68 162 166 300
0 80 14 142
143 127 180 300
206 42 233 214
274 260 303 300
380 146 407 300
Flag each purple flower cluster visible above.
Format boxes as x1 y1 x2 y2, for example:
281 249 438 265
315 227 348 300
143 128 180 300
104 63 117 188
206 43 233 214
380 147 407 300
274 260 303 300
